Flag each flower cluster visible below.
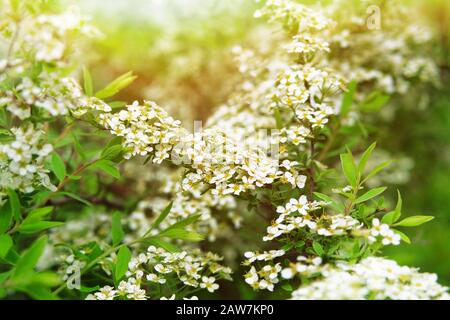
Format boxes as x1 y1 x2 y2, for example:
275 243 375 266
87 246 232 300
243 250 285 291
0 73 109 119
0 124 55 198
290 257 450 300
97 100 308 196
18 6 99 63
368 218 401 246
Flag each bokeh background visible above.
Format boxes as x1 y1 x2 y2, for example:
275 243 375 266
70 0 449 285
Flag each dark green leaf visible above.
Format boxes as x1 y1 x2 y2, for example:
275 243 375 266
115 246 131 282
11 235 48 284
51 153 66 182
7 189 21 221
0 234 13 258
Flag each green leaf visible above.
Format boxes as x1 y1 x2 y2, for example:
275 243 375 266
51 153 66 182
111 212 124 246
59 192 92 207
0 201 12 234
79 285 100 293
83 67 94 96
25 207 54 222
0 234 13 258
152 201 173 229
115 246 131 283
22 285 57 300
101 145 123 162
360 92 390 112
393 216 434 227
95 71 137 99
392 229 411 244
19 221 64 234
313 192 345 213
92 160 120 179
354 187 387 204
281 283 293 292
159 228 204 242
362 161 392 184
166 214 201 230
341 81 357 116
273 108 283 129
312 241 325 256
7 189 21 221
11 235 48 284
143 238 180 252
381 191 402 225
358 142 376 174
340 152 357 187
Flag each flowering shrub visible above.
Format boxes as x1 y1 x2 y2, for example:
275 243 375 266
0 0 448 300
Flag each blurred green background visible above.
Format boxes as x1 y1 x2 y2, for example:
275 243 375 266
72 0 450 285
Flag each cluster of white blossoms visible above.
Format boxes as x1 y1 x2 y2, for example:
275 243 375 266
254 0 333 33
264 196 401 246
367 218 401 246
263 196 323 241
0 124 55 199
290 257 450 300
0 73 110 119
96 100 308 196
16 5 99 63
243 250 285 291
322 0 439 100
88 246 232 300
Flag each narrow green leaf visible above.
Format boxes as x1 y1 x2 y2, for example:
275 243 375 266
393 216 434 227
362 161 392 184
0 201 12 234
312 241 325 256
152 201 173 229
59 192 92 207
313 192 345 213
340 153 357 187
392 229 411 244
95 71 137 99
381 191 402 225
83 67 93 96
360 92 390 112
23 206 54 224
51 153 66 182
101 145 123 162
354 187 387 204
7 189 21 221
11 235 48 284
273 108 283 129
0 234 13 258
143 238 180 253
19 221 64 234
92 160 120 179
159 228 204 242
166 214 201 231
115 246 131 283
358 142 376 174
22 285 57 300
